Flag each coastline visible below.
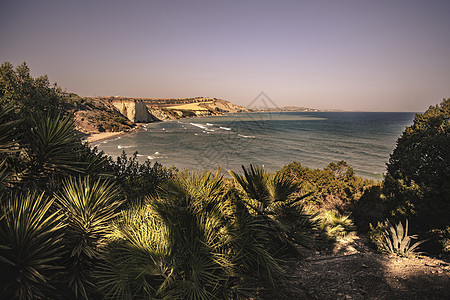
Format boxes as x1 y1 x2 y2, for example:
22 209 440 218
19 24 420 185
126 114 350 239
81 112 237 144
81 125 145 144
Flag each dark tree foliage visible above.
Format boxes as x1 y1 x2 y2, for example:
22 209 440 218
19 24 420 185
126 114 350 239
0 62 70 119
383 98 450 229
107 152 175 207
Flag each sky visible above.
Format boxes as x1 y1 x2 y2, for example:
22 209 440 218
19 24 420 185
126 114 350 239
1 0 449 111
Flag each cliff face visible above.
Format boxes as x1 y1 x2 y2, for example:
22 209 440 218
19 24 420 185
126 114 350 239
106 97 248 121
111 99 160 123
72 97 135 134
75 97 248 134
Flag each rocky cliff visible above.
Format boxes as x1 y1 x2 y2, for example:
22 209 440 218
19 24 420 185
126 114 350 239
111 99 160 122
74 96 248 134
104 97 248 121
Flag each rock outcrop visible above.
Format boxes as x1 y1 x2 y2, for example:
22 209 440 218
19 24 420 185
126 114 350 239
111 99 160 123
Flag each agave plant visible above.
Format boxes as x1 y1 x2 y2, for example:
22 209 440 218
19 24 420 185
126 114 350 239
55 176 123 299
0 191 65 299
381 219 424 257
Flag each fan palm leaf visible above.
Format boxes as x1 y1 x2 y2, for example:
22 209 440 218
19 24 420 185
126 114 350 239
98 170 238 299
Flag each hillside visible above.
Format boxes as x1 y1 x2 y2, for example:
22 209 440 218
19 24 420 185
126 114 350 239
72 96 248 134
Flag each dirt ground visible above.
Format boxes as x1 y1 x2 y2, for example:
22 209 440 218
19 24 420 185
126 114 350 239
276 236 450 299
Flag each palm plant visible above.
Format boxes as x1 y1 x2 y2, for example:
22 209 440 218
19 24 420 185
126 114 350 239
381 219 424 257
317 210 355 241
98 170 240 299
55 176 123 299
229 165 314 254
24 114 85 186
0 100 21 155
0 100 22 190
228 165 318 294
148 170 237 299
0 191 65 299
97 207 175 299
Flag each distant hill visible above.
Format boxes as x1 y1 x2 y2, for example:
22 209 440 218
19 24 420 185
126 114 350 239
251 106 321 112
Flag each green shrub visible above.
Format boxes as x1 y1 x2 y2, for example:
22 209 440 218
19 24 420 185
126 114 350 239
316 210 355 241
383 99 450 230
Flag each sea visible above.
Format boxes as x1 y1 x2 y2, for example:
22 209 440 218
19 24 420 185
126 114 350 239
92 112 416 180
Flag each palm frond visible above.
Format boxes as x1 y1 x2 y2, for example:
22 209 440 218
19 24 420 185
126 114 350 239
55 176 123 299
0 191 65 299
25 114 85 181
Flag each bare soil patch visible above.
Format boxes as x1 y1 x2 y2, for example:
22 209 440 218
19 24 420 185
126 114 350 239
276 236 450 299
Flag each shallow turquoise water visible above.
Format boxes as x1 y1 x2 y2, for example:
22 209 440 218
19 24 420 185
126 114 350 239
93 112 415 180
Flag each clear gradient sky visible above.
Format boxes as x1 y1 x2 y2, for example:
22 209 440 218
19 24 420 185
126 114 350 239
1 0 449 111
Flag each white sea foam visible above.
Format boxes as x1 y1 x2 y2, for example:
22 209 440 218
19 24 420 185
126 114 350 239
238 134 255 138
190 123 207 130
206 123 213 126
118 145 133 149
219 126 231 131
147 156 154 160
155 151 160 155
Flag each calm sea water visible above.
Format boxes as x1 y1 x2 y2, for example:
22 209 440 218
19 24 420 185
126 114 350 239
93 112 415 180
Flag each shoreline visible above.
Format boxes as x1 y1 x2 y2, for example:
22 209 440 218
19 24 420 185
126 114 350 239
81 125 146 144
81 112 236 144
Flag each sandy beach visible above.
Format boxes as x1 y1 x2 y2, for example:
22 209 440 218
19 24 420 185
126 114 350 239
82 131 133 144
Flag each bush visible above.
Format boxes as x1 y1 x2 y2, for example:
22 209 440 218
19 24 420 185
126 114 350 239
383 98 450 230
107 152 175 207
279 161 375 214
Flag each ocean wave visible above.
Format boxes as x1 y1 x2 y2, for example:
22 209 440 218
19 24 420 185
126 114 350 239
118 145 134 149
206 123 213 126
190 123 208 130
219 126 231 131
238 134 255 138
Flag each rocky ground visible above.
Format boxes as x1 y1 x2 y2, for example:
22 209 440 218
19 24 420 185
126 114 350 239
273 236 450 299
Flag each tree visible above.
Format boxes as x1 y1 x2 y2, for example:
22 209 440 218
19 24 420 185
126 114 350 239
383 98 450 229
0 62 69 119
